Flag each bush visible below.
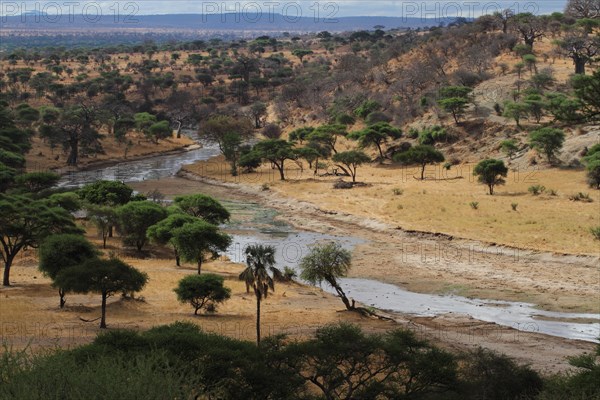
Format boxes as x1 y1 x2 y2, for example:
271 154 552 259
511 203 518 211
590 227 600 240
354 100 381 119
569 192 593 202
392 188 404 196
336 113 356 125
528 185 546 195
174 274 231 315
282 266 297 281
407 127 419 139
460 348 543 400
365 111 392 125
418 125 448 145
470 201 479 210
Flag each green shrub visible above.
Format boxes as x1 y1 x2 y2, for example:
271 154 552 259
418 125 448 145
528 185 546 195
470 201 479 210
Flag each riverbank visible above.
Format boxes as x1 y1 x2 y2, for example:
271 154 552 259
25 133 196 173
171 168 599 315
128 175 597 375
182 155 600 256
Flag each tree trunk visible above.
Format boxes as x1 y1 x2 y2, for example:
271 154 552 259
59 288 66 308
332 282 354 310
452 111 459 125
276 161 285 181
175 120 182 138
67 136 79 166
574 57 586 75
256 296 261 345
108 225 113 238
421 164 426 180
3 256 14 286
376 143 385 161
489 184 494 195
174 249 181 267
197 257 202 274
100 292 107 328
102 234 107 249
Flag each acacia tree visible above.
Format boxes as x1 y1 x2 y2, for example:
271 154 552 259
307 124 348 155
147 212 197 266
529 127 565 163
348 122 402 161
292 49 314 63
299 242 355 311
503 101 530 129
473 159 508 195
239 245 282 345
80 180 134 238
116 201 168 252
559 35 600 75
565 0 600 19
38 234 98 308
55 257 148 328
571 68 600 122
0 195 80 286
87 206 117 249
583 144 600 189
173 194 230 224
253 139 297 181
174 274 231 315
288 324 458 400
200 115 254 175
393 145 445 180
39 104 101 166
438 86 473 125
512 13 546 50
332 151 371 183
171 220 231 274
289 127 315 144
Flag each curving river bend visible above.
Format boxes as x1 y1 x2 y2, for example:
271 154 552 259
57 138 600 343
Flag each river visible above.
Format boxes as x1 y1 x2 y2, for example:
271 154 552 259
56 138 600 343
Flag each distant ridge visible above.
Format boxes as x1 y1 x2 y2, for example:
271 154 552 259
3 13 459 32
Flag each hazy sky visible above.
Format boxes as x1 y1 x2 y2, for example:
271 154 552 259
3 1 568 17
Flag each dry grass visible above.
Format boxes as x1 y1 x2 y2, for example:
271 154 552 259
0 228 386 352
25 133 195 172
184 156 600 255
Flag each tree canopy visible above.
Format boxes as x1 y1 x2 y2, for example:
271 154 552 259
116 201 168 252
0 194 80 286
38 234 98 307
174 274 231 315
171 220 232 274
55 257 148 328
173 194 230 224
299 242 354 310
393 145 445 180
473 159 508 195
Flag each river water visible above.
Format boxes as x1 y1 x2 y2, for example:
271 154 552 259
57 139 600 343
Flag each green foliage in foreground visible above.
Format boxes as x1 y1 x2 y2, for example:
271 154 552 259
0 322 574 400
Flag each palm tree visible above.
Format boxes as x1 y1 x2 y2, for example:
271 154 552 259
239 244 282 345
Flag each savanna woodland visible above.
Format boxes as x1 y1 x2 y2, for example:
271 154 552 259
1 0 599 399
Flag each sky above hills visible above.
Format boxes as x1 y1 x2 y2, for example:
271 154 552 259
4 1 567 18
